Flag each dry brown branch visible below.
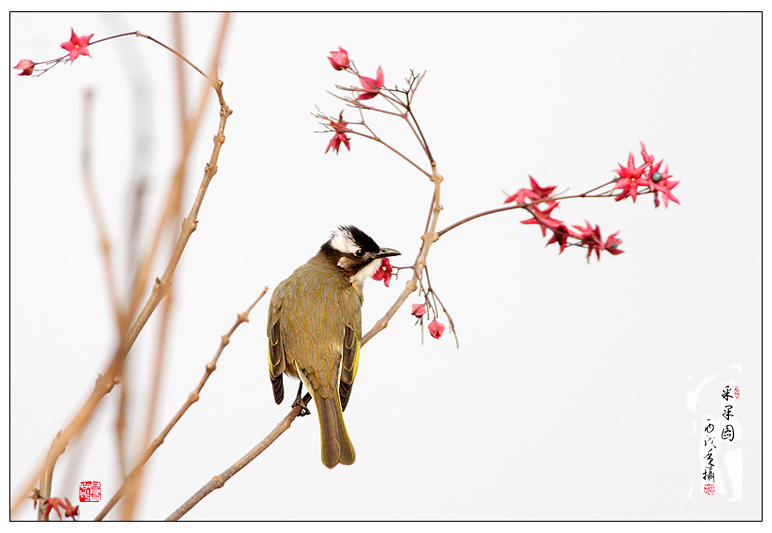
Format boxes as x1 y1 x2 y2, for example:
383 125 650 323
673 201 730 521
166 392 312 521
362 162 443 345
81 88 129 334
121 13 193 520
127 17 230 329
95 288 268 520
11 16 233 517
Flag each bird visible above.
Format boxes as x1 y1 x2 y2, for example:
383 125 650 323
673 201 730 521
267 226 400 468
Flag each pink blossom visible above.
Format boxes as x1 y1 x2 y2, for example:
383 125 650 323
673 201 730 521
357 66 384 100
60 28 93 62
328 46 350 70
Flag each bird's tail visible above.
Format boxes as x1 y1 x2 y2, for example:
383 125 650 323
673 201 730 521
316 395 355 468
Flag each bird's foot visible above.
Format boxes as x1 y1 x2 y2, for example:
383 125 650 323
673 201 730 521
293 384 311 417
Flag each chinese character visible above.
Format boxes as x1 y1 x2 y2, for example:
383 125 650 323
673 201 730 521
721 386 732 401
722 404 734 420
721 424 735 442
79 481 101 503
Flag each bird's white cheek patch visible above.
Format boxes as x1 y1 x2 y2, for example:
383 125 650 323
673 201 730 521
350 259 381 286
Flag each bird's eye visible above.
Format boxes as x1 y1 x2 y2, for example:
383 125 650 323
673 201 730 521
353 249 365 258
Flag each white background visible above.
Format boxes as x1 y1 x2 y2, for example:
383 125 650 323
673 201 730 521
8 11 761 520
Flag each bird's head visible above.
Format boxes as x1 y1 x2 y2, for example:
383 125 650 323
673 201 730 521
321 225 400 286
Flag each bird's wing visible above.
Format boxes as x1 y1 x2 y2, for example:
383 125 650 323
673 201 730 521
339 317 361 412
267 286 286 404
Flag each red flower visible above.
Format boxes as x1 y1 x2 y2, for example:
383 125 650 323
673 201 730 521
648 163 680 208
545 222 580 254
325 112 350 154
40 496 78 521
526 175 556 200
504 175 556 204
14 59 35 76
640 141 655 167
521 201 562 237
572 220 605 261
60 28 93 62
328 46 350 71
357 66 384 100
372 257 393 287
572 222 623 260
411 304 427 318
604 231 624 256
613 152 649 202
428 319 445 339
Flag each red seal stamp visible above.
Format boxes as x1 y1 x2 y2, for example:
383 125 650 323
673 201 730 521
79 481 101 503
704 483 715 495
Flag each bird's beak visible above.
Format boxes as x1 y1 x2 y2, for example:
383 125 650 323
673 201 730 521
376 247 400 259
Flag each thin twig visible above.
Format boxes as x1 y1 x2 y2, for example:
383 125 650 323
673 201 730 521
165 392 312 521
127 15 230 324
122 13 192 519
11 16 233 517
95 288 268 521
80 89 129 333
362 162 444 345
434 184 628 239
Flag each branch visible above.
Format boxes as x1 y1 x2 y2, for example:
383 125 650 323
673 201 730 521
165 392 312 521
11 17 233 517
95 288 268 520
362 162 443 345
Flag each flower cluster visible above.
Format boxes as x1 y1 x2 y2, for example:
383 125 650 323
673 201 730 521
369 253 446 339
504 143 679 261
506 175 624 261
14 28 93 77
323 46 386 154
410 301 445 339
614 143 679 207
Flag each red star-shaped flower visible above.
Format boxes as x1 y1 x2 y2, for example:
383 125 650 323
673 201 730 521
640 141 655 167
42 497 77 520
648 163 680 208
521 201 562 237
613 152 649 202
357 66 384 100
604 231 624 256
60 28 93 62
372 257 393 287
545 222 580 254
505 175 556 204
572 220 606 261
324 112 351 154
